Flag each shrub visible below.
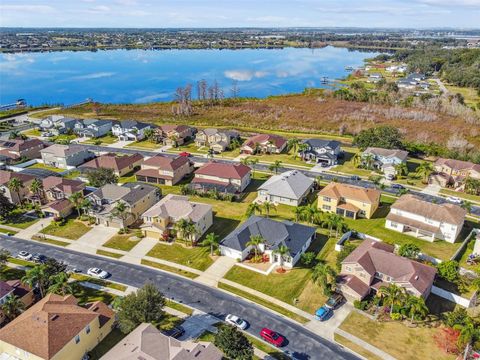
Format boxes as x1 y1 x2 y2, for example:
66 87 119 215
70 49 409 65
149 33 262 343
390 312 403 321
437 260 459 282
398 243 421 259
354 300 368 311
300 252 316 267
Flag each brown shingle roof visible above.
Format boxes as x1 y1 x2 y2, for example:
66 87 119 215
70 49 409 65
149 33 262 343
391 194 466 225
435 158 480 173
142 155 190 171
0 294 113 360
242 133 287 149
80 153 143 172
195 162 251 180
0 170 35 186
319 182 381 204
363 147 408 161
42 176 85 195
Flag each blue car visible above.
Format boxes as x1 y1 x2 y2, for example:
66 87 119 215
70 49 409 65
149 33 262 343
315 306 332 321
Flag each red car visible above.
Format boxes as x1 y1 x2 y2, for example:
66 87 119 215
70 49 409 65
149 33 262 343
179 152 191 157
260 328 285 347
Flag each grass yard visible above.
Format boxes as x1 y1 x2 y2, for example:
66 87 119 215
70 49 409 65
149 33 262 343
70 273 128 292
440 188 480 203
40 216 91 240
22 128 42 137
146 243 214 271
165 299 194 315
126 139 162 149
1 212 39 229
248 150 314 169
8 257 34 267
28 162 65 173
31 235 69 247
170 141 209 154
103 234 141 251
72 284 116 305
96 249 123 259
334 333 383 360
141 259 199 279
339 311 455 360
52 134 77 143
83 134 118 145
0 267 26 281
89 328 126 360
0 227 17 235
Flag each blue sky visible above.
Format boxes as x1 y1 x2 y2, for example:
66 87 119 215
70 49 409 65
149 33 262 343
1 0 479 28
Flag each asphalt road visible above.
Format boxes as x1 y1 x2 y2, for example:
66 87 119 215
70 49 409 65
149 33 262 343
0 235 360 360
81 143 480 217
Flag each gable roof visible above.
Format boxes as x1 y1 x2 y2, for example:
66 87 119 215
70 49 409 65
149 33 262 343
40 144 88 157
363 147 408 161
258 170 314 200
390 194 466 225
319 182 381 204
0 294 113 360
80 153 143 172
303 139 341 150
195 162 251 180
141 155 190 171
42 176 85 195
435 158 480 173
0 170 35 186
114 120 151 130
159 124 192 133
0 138 44 152
342 240 437 295
242 134 287 149
221 216 315 257
101 323 223 360
142 194 211 222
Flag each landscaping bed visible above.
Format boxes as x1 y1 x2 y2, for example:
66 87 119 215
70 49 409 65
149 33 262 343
146 243 214 271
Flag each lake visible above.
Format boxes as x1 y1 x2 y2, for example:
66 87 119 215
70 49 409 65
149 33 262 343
0 47 377 106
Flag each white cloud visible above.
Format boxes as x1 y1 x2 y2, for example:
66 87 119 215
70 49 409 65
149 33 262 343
224 70 268 81
71 72 115 80
88 5 110 13
0 4 54 13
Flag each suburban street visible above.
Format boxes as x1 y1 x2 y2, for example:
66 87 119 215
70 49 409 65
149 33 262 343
0 235 359 360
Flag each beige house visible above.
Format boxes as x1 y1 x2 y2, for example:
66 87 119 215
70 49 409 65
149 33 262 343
338 240 437 301
317 182 381 219
194 128 239 153
0 170 35 204
136 155 193 185
240 133 287 154
0 293 114 360
386 194 466 243
80 153 143 177
100 323 222 360
431 158 480 190
141 194 213 241
155 125 195 146
0 139 45 163
42 199 75 219
190 162 251 195
40 144 94 169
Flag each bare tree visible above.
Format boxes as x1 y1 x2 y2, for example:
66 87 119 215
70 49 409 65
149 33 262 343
230 80 239 99
173 84 193 116
197 79 208 102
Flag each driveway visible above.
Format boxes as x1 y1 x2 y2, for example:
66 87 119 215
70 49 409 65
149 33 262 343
421 183 441 196
178 310 220 340
67 225 118 254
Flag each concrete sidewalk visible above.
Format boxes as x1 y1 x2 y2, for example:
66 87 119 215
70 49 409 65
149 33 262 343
195 256 236 286
16 218 53 239
335 328 397 360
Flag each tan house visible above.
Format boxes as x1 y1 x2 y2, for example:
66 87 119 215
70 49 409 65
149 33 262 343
338 240 437 301
155 125 195 146
0 293 115 360
0 139 45 163
0 280 34 324
100 323 223 360
190 162 251 195
80 153 143 177
136 155 193 185
386 194 466 243
317 182 381 219
431 158 480 190
42 199 75 219
42 176 85 202
0 170 35 204
194 128 239 153
240 133 287 154
141 194 213 241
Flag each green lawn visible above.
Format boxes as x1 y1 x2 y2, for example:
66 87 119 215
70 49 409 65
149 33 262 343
52 134 77 143
0 228 17 235
31 235 69 247
141 259 199 279
169 141 209 154
96 249 123 259
103 234 141 251
126 140 162 149
339 312 455 360
1 212 39 229
334 333 383 360
40 216 91 240
165 299 194 315
83 134 118 145
7 257 34 267
28 163 65 173
63 170 82 179
70 273 127 292
72 284 116 305
440 188 480 203
89 329 127 360
146 243 214 271
0 267 26 281
22 128 42 137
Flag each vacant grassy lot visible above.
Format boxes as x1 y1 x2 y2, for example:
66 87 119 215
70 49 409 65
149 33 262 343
146 243 214 271
339 312 455 360
41 217 91 240
141 259 199 279
103 234 141 251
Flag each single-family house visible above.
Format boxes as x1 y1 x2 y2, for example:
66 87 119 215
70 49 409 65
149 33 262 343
240 134 287 154
42 199 75 219
74 119 112 138
430 158 480 190
0 170 35 204
0 138 45 163
80 153 143 177
136 155 193 186
386 194 466 243
220 215 316 268
154 125 196 146
190 162 251 195
100 323 223 360
111 120 152 141
367 73 383 83
337 240 437 301
42 176 85 202
317 182 381 219
299 139 341 165
194 128 240 153
0 280 34 324
141 194 213 241
40 144 94 169
257 170 314 206
39 116 77 136
86 182 160 228
362 147 408 175
0 293 115 360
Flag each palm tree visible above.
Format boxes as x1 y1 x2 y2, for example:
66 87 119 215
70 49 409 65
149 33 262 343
240 157 250 166
201 233 220 255
22 265 47 298
416 162 434 184
465 178 480 196
69 191 84 218
363 153 374 170
352 152 362 168
111 201 130 231
455 319 480 360
230 137 241 150
268 160 282 175
245 202 262 217
312 262 337 296
249 158 259 178
293 206 304 222
80 198 92 215
405 295 428 324
246 234 265 259
1 295 25 322
273 245 290 271
378 284 407 315
287 138 300 159
394 162 408 178
301 204 320 224
174 218 189 241
461 201 473 214
29 178 44 201
7 178 24 204
48 272 73 296
262 201 277 218
298 143 309 160
326 213 344 238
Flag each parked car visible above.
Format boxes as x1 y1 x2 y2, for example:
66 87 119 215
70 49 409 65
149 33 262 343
260 328 285 347
17 251 32 261
225 314 248 330
446 196 463 205
87 267 109 279
68 267 82 273
32 253 47 263
179 152 191 157
315 306 333 321
385 174 395 181
164 325 185 338
391 183 405 190
325 293 343 309
350 175 361 181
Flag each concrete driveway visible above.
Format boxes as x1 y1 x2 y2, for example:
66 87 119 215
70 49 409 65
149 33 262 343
178 310 220 340
67 225 118 254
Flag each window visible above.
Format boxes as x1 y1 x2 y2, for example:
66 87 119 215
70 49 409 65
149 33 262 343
345 266 352 272
322 196 331 202
75 335 80 344
390 222 398 228
85 325 90 334
322 205 331 211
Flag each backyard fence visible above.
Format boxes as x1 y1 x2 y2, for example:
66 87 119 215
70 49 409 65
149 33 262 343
431 285 476 308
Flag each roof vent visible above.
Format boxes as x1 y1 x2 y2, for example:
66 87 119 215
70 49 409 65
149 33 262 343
415 276 419 280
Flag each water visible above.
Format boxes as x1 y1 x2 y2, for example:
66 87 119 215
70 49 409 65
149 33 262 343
0 47 377 106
